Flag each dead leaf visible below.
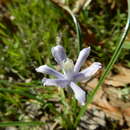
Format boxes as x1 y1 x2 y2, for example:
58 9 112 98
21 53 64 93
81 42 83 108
87 78 98 89
105 65 130 87
86 74 130 127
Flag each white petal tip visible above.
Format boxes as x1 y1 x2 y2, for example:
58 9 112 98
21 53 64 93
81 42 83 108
41 78 45 85
35 68 40 72
81 47 91 54
94 62 102 68
35 67 43 73
35 65 48 73
86 46 91 50
80 102 85 106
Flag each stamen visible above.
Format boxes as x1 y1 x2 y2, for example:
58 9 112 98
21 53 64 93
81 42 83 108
62 58 75 79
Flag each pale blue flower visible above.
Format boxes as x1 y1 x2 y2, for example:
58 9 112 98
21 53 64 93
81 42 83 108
36 45 101 105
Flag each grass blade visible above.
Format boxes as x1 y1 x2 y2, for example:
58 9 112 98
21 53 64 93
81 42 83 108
0 121 45 127
63 6 82 53
0 88 44 104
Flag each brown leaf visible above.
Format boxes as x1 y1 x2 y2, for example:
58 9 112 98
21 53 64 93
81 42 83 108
105 65 130 87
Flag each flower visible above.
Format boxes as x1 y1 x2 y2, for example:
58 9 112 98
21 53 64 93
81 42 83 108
36 45 102 105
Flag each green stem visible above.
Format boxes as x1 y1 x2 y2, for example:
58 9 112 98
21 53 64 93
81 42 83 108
75 0 130 127
63 6 81 53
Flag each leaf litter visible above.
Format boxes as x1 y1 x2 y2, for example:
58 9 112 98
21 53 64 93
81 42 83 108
83 64 130 129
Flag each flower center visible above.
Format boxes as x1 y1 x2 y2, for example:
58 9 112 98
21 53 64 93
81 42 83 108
62 58 74 80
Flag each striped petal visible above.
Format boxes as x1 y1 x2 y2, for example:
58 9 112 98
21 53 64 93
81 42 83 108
51 45 67 64
74 62 102 82
74 47 91 73
42 78 69 88
35 65 64 79
70 82 86 105
73 73 86 82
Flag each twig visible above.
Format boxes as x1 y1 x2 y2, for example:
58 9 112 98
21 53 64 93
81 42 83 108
72 0 91 14
83 0 92 9
50 0 92 14
49 0 66 9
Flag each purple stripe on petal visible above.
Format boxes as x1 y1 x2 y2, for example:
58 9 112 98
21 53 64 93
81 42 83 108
74 47 91 73
81 62 102 75
70 82 86 105
73 62 102 82
78 62 101 82
51 45 67 64
35 65 64 79
42 78 69 88
73 73 86 82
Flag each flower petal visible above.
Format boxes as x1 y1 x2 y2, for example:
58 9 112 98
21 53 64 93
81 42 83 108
74 62 102 82
35 65 64 79
51 45 67 64
42 78 69 88
73 73 86 82
70 82 86 105
74 47 91 72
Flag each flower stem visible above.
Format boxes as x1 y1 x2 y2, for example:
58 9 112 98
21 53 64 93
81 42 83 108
63 6 81 54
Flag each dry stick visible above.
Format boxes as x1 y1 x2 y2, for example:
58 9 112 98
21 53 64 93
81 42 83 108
49 0 66 9
72 0 91 14
50 0 91 14
83 0 92 9
72 0 87 14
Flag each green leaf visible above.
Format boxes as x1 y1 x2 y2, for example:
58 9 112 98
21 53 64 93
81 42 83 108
0 23 6 29
123 41 130 49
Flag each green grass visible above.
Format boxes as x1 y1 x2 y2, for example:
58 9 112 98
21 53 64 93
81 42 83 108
0 0 129 129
